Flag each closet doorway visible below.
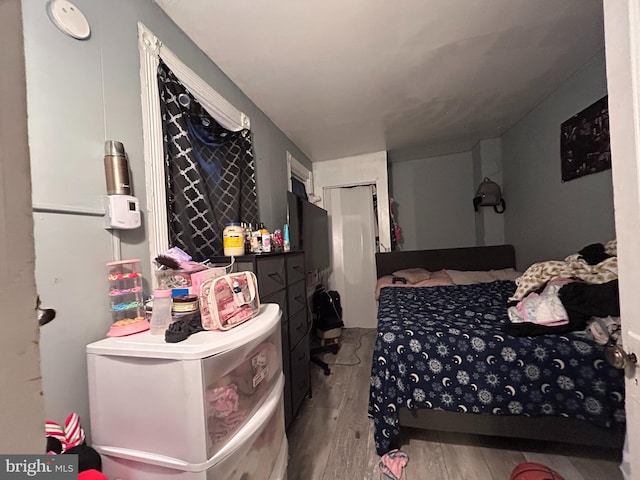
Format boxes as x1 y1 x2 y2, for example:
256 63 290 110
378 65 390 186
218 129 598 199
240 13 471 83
325 185 378 328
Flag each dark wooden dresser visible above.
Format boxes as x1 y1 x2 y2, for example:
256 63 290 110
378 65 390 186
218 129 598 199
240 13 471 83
211 251 311 429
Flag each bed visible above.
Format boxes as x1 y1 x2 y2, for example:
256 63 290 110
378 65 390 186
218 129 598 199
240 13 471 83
369 245 625 455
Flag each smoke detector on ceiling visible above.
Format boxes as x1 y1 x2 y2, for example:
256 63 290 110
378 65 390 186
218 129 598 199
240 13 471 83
46 0 91 40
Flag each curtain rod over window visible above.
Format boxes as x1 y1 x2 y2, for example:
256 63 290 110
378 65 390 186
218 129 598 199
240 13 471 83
138 22 250 132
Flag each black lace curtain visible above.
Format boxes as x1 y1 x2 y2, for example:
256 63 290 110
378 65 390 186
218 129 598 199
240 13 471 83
157 60 258 261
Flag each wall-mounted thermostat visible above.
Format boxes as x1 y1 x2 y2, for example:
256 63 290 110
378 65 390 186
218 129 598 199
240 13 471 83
105 195 141 230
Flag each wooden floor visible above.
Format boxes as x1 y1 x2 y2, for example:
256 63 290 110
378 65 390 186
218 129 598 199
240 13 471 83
286 328 623 480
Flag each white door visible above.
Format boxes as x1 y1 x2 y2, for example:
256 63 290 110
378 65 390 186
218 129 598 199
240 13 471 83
1 0 44 451
604 1 640 477
325 186 378 328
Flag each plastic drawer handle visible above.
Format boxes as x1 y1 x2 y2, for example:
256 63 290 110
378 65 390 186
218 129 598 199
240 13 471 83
296 323 305 331
293 265 303 273
294 295 305 303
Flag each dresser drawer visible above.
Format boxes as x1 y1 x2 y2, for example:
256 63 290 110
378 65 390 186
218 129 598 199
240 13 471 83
287 280 306 316
278 309 292 429
288 308 308 348
281 319 292 430
233 260 255 274
256 256 286 297
262 289 288 324
87 306 282 465
261 290 289 408
290 334 310 415
286 253 306 285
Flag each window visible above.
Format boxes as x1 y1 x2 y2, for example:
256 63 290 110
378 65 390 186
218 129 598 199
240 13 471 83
287 151 313 197
138 23 251 276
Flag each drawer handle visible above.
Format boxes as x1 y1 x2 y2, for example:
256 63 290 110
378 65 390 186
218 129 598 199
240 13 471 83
296 323 305 331
267 272 284 283
293 265 303 273
297 351 307 361
294 295 305 303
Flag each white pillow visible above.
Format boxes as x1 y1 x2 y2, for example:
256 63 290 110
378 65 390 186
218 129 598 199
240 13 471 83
446 268 522 285
392 268 432 284
488 268 522 282
445 270 495 285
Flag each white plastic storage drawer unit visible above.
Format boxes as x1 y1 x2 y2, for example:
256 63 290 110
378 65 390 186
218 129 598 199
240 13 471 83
96 375 287 480
87 304 282 465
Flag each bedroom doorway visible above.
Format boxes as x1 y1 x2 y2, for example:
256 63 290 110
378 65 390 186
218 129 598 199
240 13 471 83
325 185 378 329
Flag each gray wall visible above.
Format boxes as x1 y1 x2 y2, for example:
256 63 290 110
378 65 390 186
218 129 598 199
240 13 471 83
390 152 476 251
472 138 505 247
502 50 615 270
22 0 308 432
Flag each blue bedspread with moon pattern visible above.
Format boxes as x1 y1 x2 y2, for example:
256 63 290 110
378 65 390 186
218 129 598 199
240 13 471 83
368 280 625 455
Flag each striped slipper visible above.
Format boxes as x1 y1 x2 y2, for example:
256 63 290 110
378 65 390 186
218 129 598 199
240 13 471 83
64 413 85 450
45 413 85 452
45 421 66 451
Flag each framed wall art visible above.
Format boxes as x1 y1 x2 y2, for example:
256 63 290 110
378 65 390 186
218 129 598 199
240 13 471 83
560 95 611 182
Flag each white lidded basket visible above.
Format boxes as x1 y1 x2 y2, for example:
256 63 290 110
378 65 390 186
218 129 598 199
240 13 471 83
87 304 282 465
96 375 287 479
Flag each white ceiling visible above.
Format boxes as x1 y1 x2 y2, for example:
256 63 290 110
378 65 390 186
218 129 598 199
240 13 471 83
155 0 604 162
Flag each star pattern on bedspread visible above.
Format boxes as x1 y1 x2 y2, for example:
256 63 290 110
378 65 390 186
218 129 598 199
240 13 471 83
368 281 625 455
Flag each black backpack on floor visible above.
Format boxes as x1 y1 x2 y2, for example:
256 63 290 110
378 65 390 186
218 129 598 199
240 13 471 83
312 286 344 332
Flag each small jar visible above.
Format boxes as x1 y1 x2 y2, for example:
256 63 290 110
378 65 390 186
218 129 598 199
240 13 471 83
150 289 173 335
223 222 245 256
172 294 199 314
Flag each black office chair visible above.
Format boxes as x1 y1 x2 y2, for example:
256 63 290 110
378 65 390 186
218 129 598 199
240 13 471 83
310 341 340 375
310 286 343 375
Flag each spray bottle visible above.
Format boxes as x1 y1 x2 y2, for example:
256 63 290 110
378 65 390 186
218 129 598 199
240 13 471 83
283 224 290 252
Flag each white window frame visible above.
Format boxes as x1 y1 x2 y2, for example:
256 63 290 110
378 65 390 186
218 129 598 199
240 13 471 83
287 151 314 196
138 23 250 279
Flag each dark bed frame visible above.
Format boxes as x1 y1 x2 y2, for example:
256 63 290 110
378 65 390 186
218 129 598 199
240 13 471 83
375 244 625 449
